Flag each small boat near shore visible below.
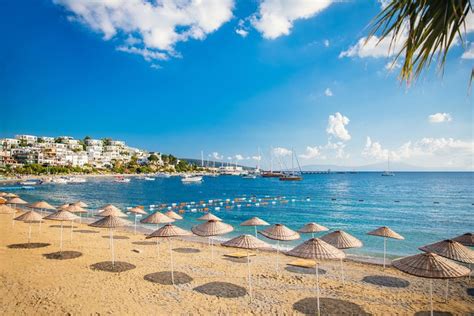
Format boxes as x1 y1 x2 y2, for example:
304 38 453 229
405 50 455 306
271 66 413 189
181 175 203 183
18 179 43 186
114 176 131 183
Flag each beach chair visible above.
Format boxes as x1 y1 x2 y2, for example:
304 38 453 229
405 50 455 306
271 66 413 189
287 259 317 268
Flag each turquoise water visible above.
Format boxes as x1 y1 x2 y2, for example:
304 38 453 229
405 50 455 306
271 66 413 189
7 172 473 260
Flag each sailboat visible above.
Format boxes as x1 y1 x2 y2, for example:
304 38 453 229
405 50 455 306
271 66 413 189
381 156 395 176
279 149 303 181
261 146 283 178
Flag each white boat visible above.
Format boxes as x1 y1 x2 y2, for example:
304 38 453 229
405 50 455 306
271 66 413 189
144 177 155 181
66 177 87 184
242 174 257 179
382 157 395 176
181 175 203 183
156 173 171 178
114 176 131 183
51 178 69 184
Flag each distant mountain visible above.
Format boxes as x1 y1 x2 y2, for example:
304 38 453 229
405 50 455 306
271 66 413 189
181 158 253 170
300 162 466 172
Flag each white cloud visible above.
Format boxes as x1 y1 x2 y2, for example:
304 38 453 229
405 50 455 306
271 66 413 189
116 46 168 61
273 147 292 157
210 152 223 160
339 32 406 59
252 155 262 161
251 0 333 39
54 0 234 62
235 28 248 37
298 146 320 159
362 136 474 169
326 112 351 141
323 39 330 47
234 154 244 160
461 43 474 59
428 113 453 123
384 59 402 72
324 88 333 97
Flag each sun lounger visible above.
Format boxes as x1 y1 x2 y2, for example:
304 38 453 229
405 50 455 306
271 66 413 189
287 259 317 268
224 252 257 258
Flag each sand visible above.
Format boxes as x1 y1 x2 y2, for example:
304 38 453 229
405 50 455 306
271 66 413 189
0 213 472 315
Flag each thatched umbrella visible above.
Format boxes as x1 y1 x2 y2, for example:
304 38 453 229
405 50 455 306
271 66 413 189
393 252 470 316
164 210 183 220
72 201 88 208
29 201 56 232
420 239 474 299
192 220 233 260
240 217 270 238
0 192 7 197
90 215 131 266
197 212 222 221
97 205 128 217
367 226 404 269
452 232 473 247
4 193 18 198
7 197 28 227
58 203 71 210
321 230 362 284
222 234 271 300
44 210 79 252
298 222 329 238
287 238 346 316
0 196 7 204
14 210 43 244
128 206 148 234
141 211 175 249
259 224 300 272
146 224 192 285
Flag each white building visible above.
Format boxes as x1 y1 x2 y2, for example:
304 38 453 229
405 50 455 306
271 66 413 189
15 135 38 145
1 138 20 148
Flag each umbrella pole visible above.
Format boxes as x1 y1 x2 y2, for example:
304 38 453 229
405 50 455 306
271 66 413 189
110 228 115 267
430 279 433 316
28 222 32 244
315 262 320 316
169 238 175 286
247 249 252 300
340 258 345 286
312 232 315 238
60 221 63 253
383 237 386 269
210 237 214 261
276 241 280 273
70 221 73 241
134 214 137 234
445 279 449 303
254 226 257 238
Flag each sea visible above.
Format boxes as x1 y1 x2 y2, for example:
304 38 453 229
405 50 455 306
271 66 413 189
4 172 473 261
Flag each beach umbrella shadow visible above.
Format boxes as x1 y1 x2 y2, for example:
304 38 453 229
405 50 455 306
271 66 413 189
193 282 247 298
144 271 193 285
90 261 136 273
285 266 327 276
8 242 50 249
362 275 410 288
73 230 99 234
172 247 201 254
132 241 156 246
293 297 370 315
43 251 82 260
101 235 129 240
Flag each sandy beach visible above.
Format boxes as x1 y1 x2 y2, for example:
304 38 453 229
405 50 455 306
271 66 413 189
0 210 472 315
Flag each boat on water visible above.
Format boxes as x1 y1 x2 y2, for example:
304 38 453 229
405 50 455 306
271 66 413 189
114 176 131 183
279 148 303 181
50 177 69 184
261 171 282 178
382 157 395 176
18 179 43 186
156 173 171 178
65 177 87 184
144 177 155 181
181 175 203 183
242 174 257 179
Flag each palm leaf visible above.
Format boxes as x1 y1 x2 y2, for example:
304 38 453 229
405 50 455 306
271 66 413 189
368 0 472 84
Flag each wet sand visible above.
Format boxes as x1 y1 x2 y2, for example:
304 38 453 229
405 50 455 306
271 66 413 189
0 212 472 315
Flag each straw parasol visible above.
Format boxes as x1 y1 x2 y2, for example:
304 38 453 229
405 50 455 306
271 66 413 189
141 211 174 226
192 220 234 260
222 235 271 300
240 216 270 238
393 252 470 316
128 206 148 234
197 212 222 221
164 210 183 220
451 232 473 247
4 193 18 198
97 205 128 217
298 222 329 238
287 238 346 316
259 224 300 272
44 210 80 251
90 215 131 266
0 196 6 204
367 226 404 269
0 192 7 197
72 201 88 208
321 230 362 284
146 224 192 285
7 197 28 227
14 210 43 244
58 203 71 210
420 239 474 298
29 201 55 210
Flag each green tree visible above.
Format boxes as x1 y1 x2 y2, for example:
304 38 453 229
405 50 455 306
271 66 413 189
369 0 472 84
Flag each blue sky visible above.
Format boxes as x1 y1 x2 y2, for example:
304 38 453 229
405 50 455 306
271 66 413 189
1 0 473 170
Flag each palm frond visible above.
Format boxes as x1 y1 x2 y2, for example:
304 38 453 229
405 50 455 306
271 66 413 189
368 0 472 84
